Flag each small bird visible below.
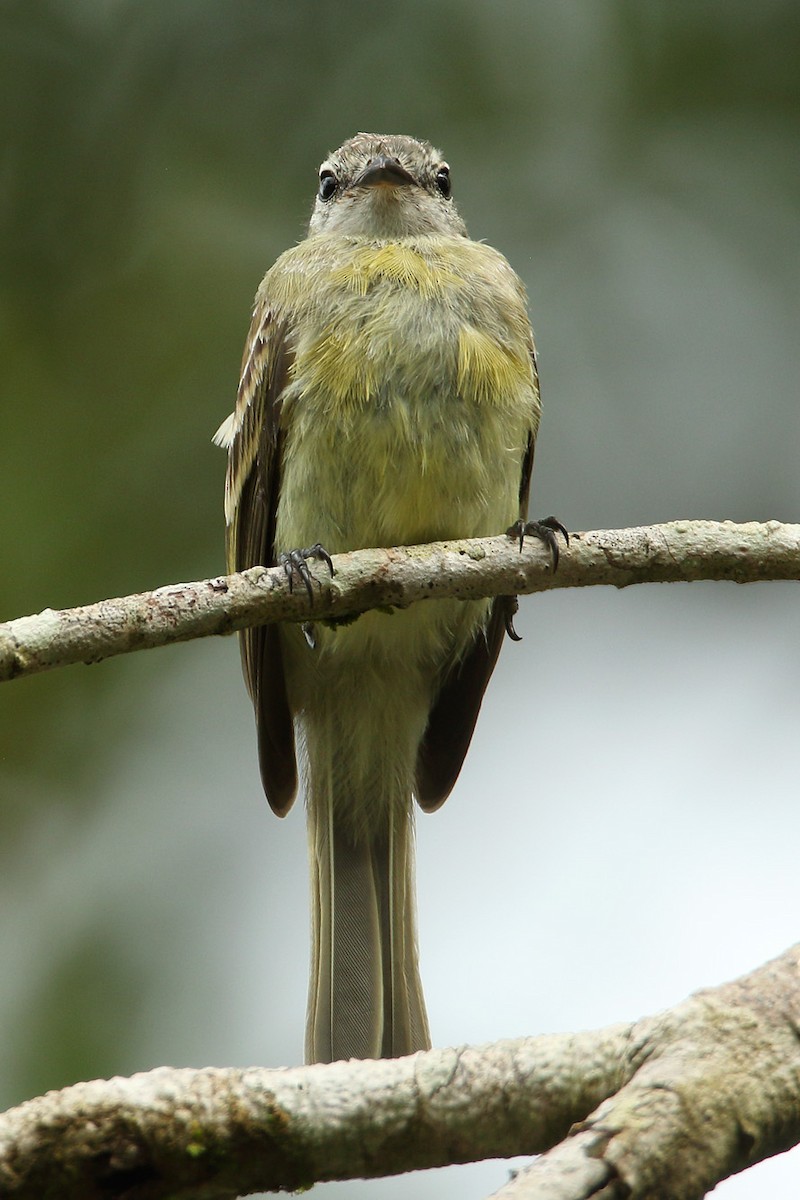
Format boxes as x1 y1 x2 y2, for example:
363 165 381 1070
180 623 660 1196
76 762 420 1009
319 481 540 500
215 133 562 1064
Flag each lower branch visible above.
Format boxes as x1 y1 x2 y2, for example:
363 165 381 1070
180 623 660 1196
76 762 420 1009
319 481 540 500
492 946 800 1200
1 945 799 1199
0 1029 626 1199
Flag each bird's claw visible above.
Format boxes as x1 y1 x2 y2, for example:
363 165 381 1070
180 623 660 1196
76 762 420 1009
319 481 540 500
280 543 335 603
503 597 523 642
506 516 569 570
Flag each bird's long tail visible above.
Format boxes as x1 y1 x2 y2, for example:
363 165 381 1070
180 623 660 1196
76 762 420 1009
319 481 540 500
304 750 430 1064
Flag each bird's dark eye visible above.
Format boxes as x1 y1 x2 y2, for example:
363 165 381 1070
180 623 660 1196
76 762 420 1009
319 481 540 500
318 170 337 201
434 165 451 198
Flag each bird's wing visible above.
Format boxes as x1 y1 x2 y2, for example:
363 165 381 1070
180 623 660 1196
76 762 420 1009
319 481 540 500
414 352 540 812
214 298 297 815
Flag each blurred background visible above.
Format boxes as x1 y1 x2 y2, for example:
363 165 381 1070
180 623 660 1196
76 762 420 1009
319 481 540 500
1 2 799 1196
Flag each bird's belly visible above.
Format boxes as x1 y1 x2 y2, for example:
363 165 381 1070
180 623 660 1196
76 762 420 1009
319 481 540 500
272 286 534 691
272 244 537 558
275 379 527 556
275 378 515 696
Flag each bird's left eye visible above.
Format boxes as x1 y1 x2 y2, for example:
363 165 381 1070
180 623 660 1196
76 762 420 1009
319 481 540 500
434 165 451 198
318 169 338 201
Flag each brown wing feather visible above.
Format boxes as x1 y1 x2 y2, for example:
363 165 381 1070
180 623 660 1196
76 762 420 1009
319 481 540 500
414 353 540 812
415 595 512 811
225 302 297 816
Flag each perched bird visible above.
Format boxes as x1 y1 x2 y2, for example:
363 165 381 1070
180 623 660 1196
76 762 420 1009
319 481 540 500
214 133 562 1064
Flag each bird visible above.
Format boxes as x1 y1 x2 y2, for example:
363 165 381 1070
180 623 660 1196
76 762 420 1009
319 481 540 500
214 132 563 1064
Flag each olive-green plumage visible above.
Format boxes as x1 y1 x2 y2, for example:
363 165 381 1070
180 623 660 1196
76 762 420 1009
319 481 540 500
215 133 541 1063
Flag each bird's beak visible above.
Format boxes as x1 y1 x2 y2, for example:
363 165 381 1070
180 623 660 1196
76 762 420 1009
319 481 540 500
353 155 416 190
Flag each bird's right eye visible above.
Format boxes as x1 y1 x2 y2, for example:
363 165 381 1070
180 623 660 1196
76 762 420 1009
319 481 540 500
318 170 337 201
434 164 452 198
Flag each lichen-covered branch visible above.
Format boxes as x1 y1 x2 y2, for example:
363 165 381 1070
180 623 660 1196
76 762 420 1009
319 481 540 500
1 945 799 1199
0 1027 628 1199
490 945 800 1200
0 519 798 682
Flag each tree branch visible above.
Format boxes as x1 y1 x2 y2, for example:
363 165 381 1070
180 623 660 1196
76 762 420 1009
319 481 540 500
1 520 798 682
1 944 798 1199
491 945 800 1200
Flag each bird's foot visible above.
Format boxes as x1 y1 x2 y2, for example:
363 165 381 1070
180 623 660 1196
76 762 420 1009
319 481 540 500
280 543 335 603
503 517 569 641
506 516 569 570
